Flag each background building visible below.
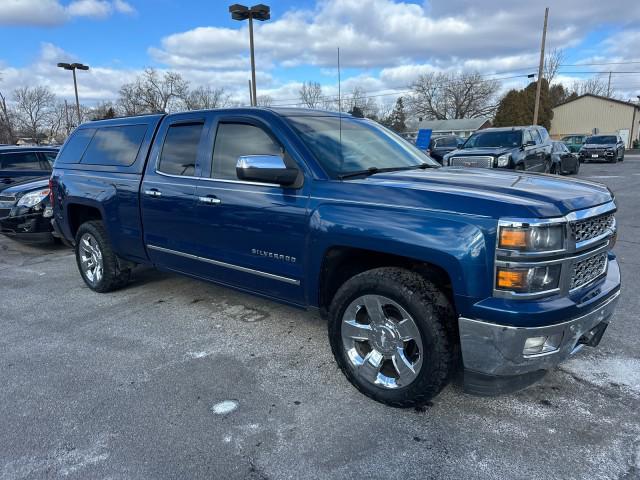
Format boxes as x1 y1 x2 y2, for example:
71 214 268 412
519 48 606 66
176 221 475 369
550 94 640 148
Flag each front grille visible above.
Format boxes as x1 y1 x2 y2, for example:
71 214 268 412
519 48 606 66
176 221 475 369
449 156 494 168
570 213 615 244
571 252 607 290
0 195 16 202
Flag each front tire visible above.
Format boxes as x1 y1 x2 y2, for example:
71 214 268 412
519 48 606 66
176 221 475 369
328 267 455 408
75 221 130 293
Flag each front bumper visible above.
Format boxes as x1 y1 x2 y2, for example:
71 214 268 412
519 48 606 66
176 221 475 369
459 289 620 395
580 151 615 161
0 212 54 243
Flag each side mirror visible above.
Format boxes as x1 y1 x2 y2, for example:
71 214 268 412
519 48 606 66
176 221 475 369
236 155 299 186
523 140 536 148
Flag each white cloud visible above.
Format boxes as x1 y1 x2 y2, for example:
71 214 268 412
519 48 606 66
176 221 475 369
0 0 67 26
0 0 135 25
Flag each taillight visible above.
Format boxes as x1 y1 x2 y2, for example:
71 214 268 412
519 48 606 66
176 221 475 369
48 178 54 207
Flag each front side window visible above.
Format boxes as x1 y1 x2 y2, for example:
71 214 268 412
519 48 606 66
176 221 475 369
158 122 204 176
286 116 437 178
0 152 42 170
212 123 282 180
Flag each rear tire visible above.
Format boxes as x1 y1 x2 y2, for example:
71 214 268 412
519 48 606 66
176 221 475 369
620 151 625 162
75 221 131 293
328 267 455 408
573 161 580 174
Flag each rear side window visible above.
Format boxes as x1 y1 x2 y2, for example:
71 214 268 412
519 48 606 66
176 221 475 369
158 122 204 176
81 125 148 166
41 151 58 167
0 152 42 170
212 123 282 180
57 129 96 164
437 137 457 147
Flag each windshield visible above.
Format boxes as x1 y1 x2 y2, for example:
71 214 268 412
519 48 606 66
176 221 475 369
462 131 523 149
286 116 438 178
586 135 617 144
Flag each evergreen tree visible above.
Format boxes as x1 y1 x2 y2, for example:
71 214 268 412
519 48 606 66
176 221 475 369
493 79 553 130
388 97 407 133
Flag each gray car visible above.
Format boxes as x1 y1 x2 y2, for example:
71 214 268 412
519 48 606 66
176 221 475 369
579 135 625 163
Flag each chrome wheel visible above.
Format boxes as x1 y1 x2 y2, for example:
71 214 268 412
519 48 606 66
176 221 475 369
341 295 423 389
79 233 103 285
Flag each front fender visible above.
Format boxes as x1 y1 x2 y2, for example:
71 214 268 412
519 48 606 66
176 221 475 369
307 202 496 313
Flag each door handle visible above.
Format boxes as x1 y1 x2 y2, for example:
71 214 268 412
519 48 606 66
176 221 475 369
144 189 162 197
198 196 221 205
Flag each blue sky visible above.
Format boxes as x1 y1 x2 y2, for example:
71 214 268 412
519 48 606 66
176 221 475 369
0 0 638 106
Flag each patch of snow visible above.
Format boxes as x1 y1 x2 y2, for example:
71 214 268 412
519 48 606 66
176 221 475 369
563 357 640 396
212 400 239 415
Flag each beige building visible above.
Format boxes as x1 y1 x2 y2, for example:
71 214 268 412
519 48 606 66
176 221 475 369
550 94 640 148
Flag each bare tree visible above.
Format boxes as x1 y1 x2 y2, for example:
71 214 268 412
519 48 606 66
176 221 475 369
571 77 609 97
544 48 565 84
347 86 379 119
184 86 230 110
255 95 273 106
117 82 145 116
299 81 324 109
14 86 56 142
408 71 500 120
45 103 69 144
138 68 189 113
0 72 17 144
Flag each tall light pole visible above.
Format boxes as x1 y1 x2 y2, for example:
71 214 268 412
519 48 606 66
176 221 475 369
229 4 270 106
533 7 549 126
57 62 89 125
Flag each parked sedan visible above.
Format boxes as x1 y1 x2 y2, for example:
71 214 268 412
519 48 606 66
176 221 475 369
427 135 464 164
550 141 579 175
0 178 57 243
0 146 58 193
579 135 625 163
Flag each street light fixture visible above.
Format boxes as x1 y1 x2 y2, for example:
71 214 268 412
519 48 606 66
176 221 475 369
57 62 89 125
229 4 270 106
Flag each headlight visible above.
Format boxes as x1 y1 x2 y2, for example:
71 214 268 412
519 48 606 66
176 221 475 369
498 224 564 252
497 154 510 167
16 189 50 208
496 264 561 294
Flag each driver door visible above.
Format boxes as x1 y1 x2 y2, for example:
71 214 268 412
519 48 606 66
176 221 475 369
190 115 311 304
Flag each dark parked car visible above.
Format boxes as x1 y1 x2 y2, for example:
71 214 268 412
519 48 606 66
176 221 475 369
0 146 58 192
426 135 464 164
579 135 625 163
561 134 587 154
0 177 57 243
443 126 552 172
550 141 580 175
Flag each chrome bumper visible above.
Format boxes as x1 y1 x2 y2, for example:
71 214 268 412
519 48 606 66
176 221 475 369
459 290 620 378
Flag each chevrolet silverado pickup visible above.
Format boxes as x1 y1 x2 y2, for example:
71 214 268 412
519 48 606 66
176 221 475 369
50 108 621 407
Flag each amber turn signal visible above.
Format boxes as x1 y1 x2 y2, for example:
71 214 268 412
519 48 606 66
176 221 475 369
499 227 527 248
496 268 527 289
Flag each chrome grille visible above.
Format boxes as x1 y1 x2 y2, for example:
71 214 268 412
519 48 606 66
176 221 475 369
571 252 607 290
570 213 614 244
0 195 16 202
449 156 493 168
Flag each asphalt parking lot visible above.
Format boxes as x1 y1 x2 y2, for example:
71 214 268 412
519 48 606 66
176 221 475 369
1 158 639 480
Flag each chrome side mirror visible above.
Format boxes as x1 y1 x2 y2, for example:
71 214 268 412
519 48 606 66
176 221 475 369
236 155 299 186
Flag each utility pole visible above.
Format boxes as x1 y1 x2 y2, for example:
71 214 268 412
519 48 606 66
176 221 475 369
533 7 549 126
248 79 254 106
607 71 612 97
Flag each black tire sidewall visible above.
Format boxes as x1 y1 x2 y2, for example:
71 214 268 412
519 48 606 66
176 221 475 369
75 221 128 293
328 268 451 407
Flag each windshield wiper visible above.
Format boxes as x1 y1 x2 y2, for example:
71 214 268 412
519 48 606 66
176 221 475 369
338 164 437 180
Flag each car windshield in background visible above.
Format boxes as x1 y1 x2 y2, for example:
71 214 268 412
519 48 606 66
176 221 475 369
286 116 439 178
586 136 617 144
463 131 523 148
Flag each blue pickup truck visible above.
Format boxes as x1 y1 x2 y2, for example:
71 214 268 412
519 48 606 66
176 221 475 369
50 108 621 407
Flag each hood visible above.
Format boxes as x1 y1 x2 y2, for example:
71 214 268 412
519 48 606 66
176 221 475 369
352 167 612 218
1 177 49 195
446 147 514 157
582 143 616 149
